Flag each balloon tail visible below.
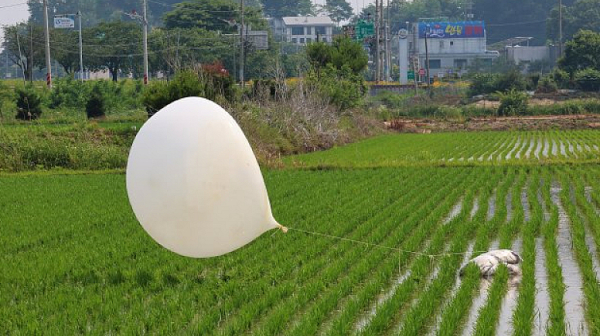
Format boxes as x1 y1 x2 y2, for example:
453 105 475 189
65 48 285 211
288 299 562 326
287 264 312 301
278 224 288 233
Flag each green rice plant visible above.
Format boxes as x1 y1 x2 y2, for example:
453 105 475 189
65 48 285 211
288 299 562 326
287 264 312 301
472 265 510 335
539 170 567 335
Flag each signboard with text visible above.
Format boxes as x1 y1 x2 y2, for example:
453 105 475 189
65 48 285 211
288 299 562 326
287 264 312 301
418 21 485 39
54 15 75 29
355 20 374 40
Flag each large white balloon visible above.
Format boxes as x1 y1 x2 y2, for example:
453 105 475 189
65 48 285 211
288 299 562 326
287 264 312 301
126 97 284 258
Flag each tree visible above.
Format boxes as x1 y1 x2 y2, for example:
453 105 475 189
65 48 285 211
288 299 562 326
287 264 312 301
261 0 314 18
322 0 353 24
307 37 368 78
51 29 80 75
163 0 240 31
83 21 142 81
1 22 45 81
558 30 600 75
547 0 600 42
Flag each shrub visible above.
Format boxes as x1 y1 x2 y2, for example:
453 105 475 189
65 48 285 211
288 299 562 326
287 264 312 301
142 66 238 116
537 76 558 93
307 64 366 111
574 68 600 91
497 89 529 116
15 85 42 120
468 70 528 96
468 73 499 96
549 68 571 89
86 85 106 119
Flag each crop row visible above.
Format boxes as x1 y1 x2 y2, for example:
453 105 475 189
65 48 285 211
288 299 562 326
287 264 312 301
2 164 600 334
285 130 600 168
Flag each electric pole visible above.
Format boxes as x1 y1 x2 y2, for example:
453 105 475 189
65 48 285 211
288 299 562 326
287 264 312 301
42 0 52 88
143 0 149 84
558 0 563 56
425 24 430 91
385 0 391 81
375 0 380 83
77 11 83 82
240 0 245 87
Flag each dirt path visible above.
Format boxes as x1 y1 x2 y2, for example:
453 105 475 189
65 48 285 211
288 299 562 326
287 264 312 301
388 114 600 133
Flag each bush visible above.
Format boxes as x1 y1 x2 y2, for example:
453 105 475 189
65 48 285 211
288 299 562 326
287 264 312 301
574 68 600 92
307 64 366 111
468 70 528 96
549 68 571 89
15 85 43 120
86 85 106 119
537 76 558 93
468 73 500 96
497 89 529 116
142 66 238 116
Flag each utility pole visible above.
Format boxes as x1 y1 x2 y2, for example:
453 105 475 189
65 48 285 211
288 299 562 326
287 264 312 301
385 0 391 81
42 0 52 88
375 0 380 83
558 0 563 56
239 0 245 87
77 11 83 82
424 24 430 91
142 0 149 84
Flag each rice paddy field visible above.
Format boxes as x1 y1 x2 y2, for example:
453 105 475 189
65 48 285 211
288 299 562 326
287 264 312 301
1 130 600 335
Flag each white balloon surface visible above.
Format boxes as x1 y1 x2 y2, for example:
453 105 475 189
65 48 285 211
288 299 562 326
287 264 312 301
126 97 282 258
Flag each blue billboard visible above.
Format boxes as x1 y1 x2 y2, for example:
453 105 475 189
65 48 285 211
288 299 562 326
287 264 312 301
418 21 485 39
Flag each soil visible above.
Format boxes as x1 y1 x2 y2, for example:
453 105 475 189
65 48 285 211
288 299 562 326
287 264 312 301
387 114 600 133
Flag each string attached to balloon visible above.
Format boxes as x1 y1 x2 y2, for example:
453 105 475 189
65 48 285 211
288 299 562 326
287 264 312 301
282 226 488 258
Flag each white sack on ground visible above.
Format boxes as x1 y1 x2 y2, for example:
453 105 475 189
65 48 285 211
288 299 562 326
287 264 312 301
460 249 522 277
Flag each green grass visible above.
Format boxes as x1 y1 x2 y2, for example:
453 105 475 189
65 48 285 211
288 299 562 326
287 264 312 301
1 130 600 334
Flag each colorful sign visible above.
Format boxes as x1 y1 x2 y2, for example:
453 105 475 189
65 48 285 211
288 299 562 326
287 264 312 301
54 15 75 29
418 68 426 76
407 71 415 81
418 21 485 39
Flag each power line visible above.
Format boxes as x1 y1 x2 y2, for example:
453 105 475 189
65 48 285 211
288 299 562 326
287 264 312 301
0 2 27 10
487 19 547 27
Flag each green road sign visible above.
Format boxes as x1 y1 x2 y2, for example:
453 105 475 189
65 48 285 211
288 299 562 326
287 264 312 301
355 20 374 40
407 71 415 80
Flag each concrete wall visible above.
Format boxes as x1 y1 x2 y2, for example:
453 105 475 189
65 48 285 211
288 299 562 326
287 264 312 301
506 46 549 64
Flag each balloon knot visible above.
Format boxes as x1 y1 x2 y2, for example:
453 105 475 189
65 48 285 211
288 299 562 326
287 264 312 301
278 225 288 233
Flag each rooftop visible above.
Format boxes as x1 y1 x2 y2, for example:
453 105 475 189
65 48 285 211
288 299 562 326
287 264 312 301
282 16 334 26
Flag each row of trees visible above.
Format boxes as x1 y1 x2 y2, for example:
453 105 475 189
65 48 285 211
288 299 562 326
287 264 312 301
26 0 353 27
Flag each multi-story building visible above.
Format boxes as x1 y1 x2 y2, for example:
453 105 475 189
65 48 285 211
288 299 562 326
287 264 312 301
275 16 335 45
409 21 499 78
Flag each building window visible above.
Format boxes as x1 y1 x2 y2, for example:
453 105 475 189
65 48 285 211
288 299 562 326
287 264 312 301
292 38 297 43
306 38 312 43
439 41 444 48
454 59 467 69
291 27 304 35
450 41 454 46
322 37 327 42
428 59 441 69
315 26 326 35
300 38 305 44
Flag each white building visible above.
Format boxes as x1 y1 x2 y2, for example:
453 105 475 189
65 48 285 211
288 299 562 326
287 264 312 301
410 21 498 78
281 16 335 45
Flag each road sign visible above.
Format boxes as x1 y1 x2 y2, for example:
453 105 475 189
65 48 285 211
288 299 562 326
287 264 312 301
407 71 415 80
419 68 426 76
355 20 374 40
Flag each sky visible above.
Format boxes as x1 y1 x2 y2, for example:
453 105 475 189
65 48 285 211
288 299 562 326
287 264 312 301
0 0 375 50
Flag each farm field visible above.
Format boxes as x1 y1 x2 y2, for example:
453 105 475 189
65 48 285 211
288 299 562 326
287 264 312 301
285 130 600 168
1 130 600 335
